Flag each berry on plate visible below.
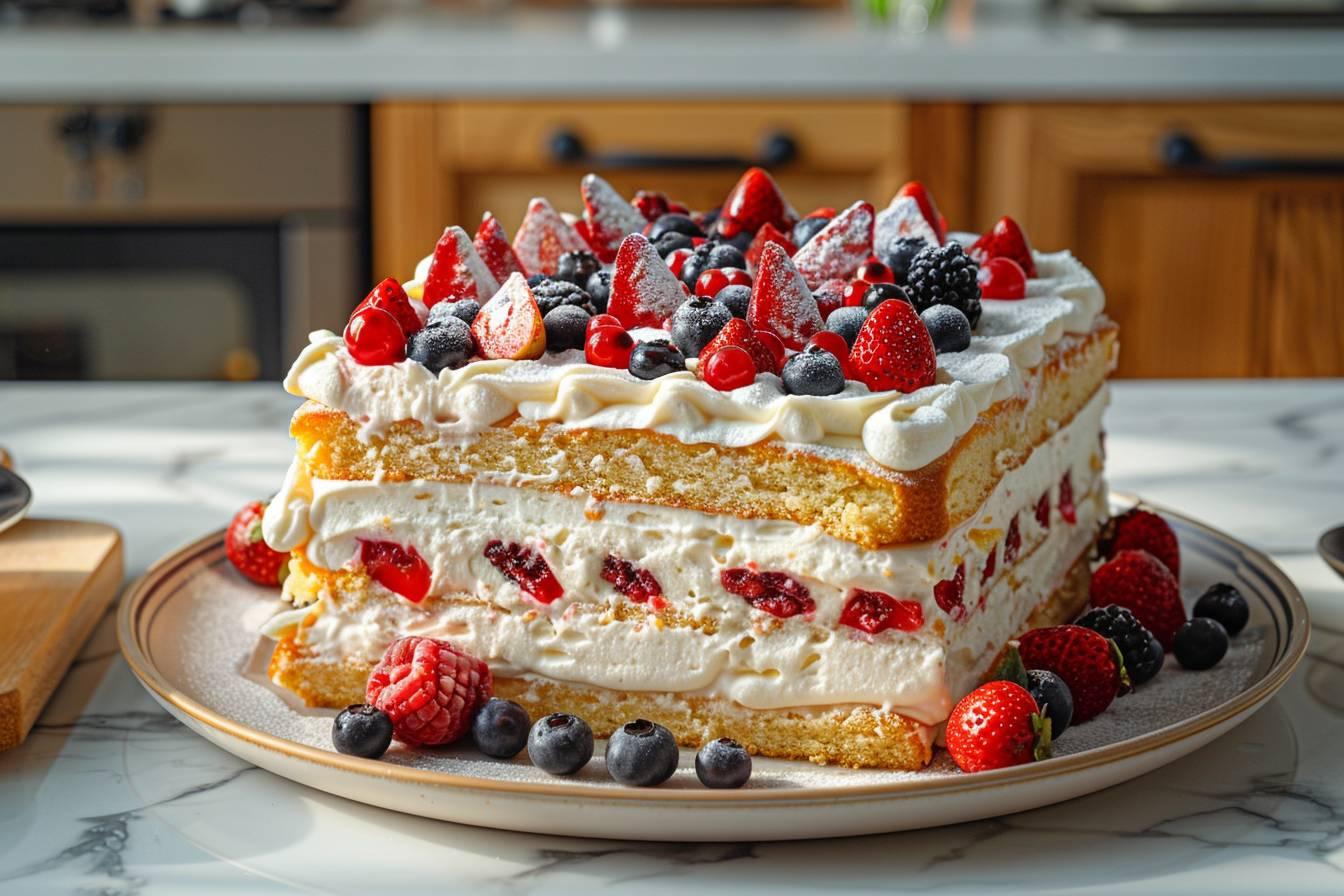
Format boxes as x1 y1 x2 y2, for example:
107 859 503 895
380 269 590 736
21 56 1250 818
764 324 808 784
745 222 798 272
608 233 689 329
1193 583 1249 637
1100 508 1181 578
969 215 1038 278
605 719 679 787
225 500 289 586
1076 604 1164 687
472 697 532 759
1090 549 1187 650
977 256 1027 300
406 316 475 373
945 680 1050 773
1026 669 1074 739
528 712 594 775
848 298 938 394
747 241 823 350
1017 624 1126 723
365 636 492 747
512 197 588 277
344 305 406 366
423 225 499 307
357 278 422 336
471 273 547 361
331 704 394 759
473 212 526 284
718 166 797 239
906 242 982 327
1173 618 1229 670
359 539 431 603
695 737 752 789
790 200 875 289
701 318 778 376
581 173 646 263
920 304 972 354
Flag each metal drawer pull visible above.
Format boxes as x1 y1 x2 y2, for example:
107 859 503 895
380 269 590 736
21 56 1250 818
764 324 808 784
1160 130 1344 176
547 129 798 170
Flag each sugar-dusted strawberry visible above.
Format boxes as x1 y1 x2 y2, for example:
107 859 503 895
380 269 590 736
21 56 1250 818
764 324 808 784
423 225 499 307
226 500 289 586
700 318 777 375
512 197 588 276
896 181 946 245
1099 508 1181 578
970 215 1038 278
745 222 797 273
344 305 406 366
366 636 492 746
1090 549 1187 650
607 233 688 330
355 277 422 336
790 200 875 289
747 242 823 350
848 298 937 393
874 194 941 259
359 539 432 603
633 189 672 222
581 173 646 263
945 680 1051 773
1017 624 1126 723
473 212 525 284
718 167 797 239
471 272 546 360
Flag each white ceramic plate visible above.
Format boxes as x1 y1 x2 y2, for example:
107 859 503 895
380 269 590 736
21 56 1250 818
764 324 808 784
0 466 33 535
117 495 1309 841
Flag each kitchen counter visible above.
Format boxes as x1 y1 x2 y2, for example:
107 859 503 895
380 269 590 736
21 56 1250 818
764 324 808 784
1 379 1343 894
3 9 1344 99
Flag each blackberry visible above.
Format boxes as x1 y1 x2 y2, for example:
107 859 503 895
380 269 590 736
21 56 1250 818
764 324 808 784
555 250 601 287
543 305 591 353
532 278 596 316
1077 604 1164 686
879 235 930 286
526 273 548 288
905 243 981 327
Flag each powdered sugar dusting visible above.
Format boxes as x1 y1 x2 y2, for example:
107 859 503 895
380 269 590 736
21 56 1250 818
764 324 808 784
471 273 545 360
608 234 687 329
512 198 588 276
791 200 874 289
748 242 823 349
423 225 499 306
581 173 646 256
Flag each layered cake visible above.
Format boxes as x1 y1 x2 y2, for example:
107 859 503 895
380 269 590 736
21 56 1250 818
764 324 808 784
261 170 1117 770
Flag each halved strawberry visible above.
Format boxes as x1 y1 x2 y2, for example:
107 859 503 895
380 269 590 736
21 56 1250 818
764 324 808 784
745 222 797 273
700 318 777 376
606 233 688 330
1090 549 1187 650
896 181 946 245
747 242 822 350
874 194 941 258
1099 508 1181 578
581 173 646 264
512 197 588 276
718 167 797 239
471 272 546 360
970 215 1038 278
790 200 875 289
473 212 526 284
355 277 421 336
848 298 937 394
1017 624 1126 724
423 225 500 307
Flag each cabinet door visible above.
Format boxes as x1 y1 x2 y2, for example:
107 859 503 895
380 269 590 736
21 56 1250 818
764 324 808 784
975 103 1344 378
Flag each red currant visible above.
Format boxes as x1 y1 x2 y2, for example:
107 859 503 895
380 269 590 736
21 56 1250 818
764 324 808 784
701 346 757 391
666 248 694 278
806 330 851 377
723 268 752 288
587 313 622 336
855 260 894 285
344 306 406 366
978 257 1027 300
585 326 635 369
841 280 868 308
696 268 731 298
752 329 787 371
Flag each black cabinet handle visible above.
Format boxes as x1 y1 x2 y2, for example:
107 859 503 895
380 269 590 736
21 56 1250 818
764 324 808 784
1159 130 1344 176
547 129 798 170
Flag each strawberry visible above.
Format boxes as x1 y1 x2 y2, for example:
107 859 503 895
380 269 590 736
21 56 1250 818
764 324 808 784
718 167 797 239
945 680 1050 773
633 190 672 222
848 298 937 393
1090 549 1187 650
970 215 1038 278
1017 624 1126 723
355 278 421 336
745 222 797 273
839 589 923 634
747 241 823 350
359 539 432 603
874 194 940 258
422 225 499 307
511 197 588 276
790 200 875 289
473 212 525 285
225 500 289 586
896 181 946 245
581 173 646 263
606 233 687 329
471 273 547 360
700 318 777 375
1099 508 1181 578
366 636 492 747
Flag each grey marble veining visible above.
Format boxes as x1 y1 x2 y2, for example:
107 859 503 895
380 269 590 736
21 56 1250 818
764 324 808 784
0 379 1342 895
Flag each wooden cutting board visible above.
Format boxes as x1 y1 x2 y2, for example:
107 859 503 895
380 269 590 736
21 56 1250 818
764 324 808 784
0 519 123 751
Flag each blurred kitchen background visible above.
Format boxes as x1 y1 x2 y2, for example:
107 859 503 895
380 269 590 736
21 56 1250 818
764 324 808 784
0 0 1341 381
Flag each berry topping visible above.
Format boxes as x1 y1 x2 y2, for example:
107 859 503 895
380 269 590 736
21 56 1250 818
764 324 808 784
695 737 752 789
423 225 499 307
512 197 587 276
676 243 715 289
1058 471 1077 524
933 562 966 619
543 305 592 353
824 306 869 347
805 329 851 374
665 246 695 279
1076 604 1164 687
752 328 787 371
344 305 406 366
744 222 797 272
896 180 947 244
226 500 289 586
608 233 689 329
791 214 832 248
720 568 814 618
654 231 695 258
601 554 665 607
647 212 705 242
718 167 797 239
747 242 823 350
713 283 752 319
1090 549 1187 651
1003 516 1022 563
471 697 531 759
906 242 982 327
946 680 1050 773
532 278 596 315
1193 583 1249 637
920 304 972 354
1026 669 1074 739
669 297 732 358
360 539 431 603
585 269 613 313
839 589 924 634
1099 508 1181 578
977 257 1027 300
1017 625 1125 724
587 312 622 335
1173 618 1229 670
528 712 594 776
701 318 778 376
875 195 940 260
969 215 1037 278
812 278 847 320
633 190 672 222
848 299 938 394
473 212 526 284
780 345 845 396
331 704 394 759
879 235 931 287
790 200 875 289
856 259 895 285
604 719 679 787
701 345 758 392
695 266 752 299
427 298 480 329
484 539 564 604
581 173 646 262
406 316 475 373
471 273 547 361
555 250 603 288
862 281 912 311
357 278 422 336
981 547 997 589
841 279 868 308
628 339 686 380
585 325 635 369
365 636 492 747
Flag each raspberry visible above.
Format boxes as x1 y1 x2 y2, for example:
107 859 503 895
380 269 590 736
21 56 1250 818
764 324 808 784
366 636 492 746
839 589 923 634
601 554 665 609
720 568 814 619
934 562 966 619
484 539 564 604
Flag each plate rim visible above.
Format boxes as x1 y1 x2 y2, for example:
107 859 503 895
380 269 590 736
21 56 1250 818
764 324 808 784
0 466 33 535
116 492 1311 804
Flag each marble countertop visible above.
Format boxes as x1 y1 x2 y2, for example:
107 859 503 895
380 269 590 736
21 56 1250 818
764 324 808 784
1 379 1343 894
3 8 1344 99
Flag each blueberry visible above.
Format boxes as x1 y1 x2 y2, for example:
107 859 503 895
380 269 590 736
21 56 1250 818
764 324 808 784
792 215 830 248
585 270 612 314
714 284 752 319
604 719 679 787
543 305 591 353
654 231 694 258
628 339 686 380
427 298 479 329
699 207 722 231
1026 669 1073 738
825 306 869 347
526 273 548 288
862 281 911 311
920 304 972 354
471 697 531 759
1174 618 1229 670
555 250 602 287
528 712 594 775
406 316 474 373
880 236 931 286
705 243 746 272
647 213 704 242
331 704 393 759
1193 583 1249 637
669 297 732 358
679 244 715 289
1130 632 1166 686
713 229 754 254
781 346 845 396
695 737 752 789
